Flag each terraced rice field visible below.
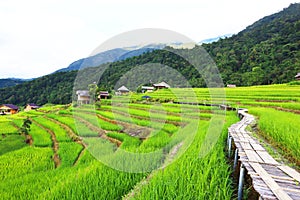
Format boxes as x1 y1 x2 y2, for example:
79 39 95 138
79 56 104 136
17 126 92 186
0 100 236 199
1 84 299 199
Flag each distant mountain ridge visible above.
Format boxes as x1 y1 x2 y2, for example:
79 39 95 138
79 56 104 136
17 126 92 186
54 43 197 73
55 44 166 73
199 34 233 44
0 78 31 89
55 48 128 73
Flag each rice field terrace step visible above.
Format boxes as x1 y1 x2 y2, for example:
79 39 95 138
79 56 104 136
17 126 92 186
228 109 300 200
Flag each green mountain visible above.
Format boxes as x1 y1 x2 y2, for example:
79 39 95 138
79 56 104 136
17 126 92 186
0 3 299 106
202 3 300 86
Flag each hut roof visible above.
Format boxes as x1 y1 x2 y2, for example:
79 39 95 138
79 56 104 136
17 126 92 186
76 90 90 96
227 84 236 88
27 103 40 108
142 86 154 90
153 81 170 88
100 91 109 96
1 104 19 110
117 86 129 92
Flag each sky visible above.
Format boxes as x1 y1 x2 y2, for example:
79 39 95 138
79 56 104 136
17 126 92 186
0 0 298 79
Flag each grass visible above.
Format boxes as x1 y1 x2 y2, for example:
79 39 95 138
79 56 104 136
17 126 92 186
0 146 55 182
107 132 141 151
0 121 19 135
0 100 233 199
0 135 26 156
129 84 300 110
138 130 171 153
30 122 52 147
249 107 300 163
38 104 70 112
47 114 77 133
103 105 183 122
73 111 123 131
47 113 98 137
131 112 238 200
58 142 84 168
95 109 179 133
2 84 299 199
33 117 71 142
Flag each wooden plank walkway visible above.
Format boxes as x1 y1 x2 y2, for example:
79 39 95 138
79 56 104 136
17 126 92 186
228 109 300 200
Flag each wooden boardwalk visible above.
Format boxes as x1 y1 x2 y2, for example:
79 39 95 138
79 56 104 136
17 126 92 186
228 109 300 200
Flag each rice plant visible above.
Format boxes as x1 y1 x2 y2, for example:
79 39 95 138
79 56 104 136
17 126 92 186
33 117 71 142
249 107 300 162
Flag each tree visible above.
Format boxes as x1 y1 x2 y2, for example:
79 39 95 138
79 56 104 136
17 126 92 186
251 66 265 85
20 117 32 135
20 117 32 144
88 82 98 103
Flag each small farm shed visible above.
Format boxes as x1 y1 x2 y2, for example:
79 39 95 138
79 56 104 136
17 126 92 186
0 104 19 115
24 103 40 111
153 81 170 89
295 73 300 81
227 84 236 88
76 90 90 105
141 86 154 93
117 86 130 95
98 91 109 99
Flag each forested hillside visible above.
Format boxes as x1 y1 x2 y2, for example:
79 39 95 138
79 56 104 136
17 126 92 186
0 78 27 88
0 3 299 106
202 3 300 85
0 72 77 105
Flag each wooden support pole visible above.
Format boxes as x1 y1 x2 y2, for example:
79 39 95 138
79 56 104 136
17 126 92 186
228 136 232 157
238 164 245 200
227 132 230 147
233 148 238 169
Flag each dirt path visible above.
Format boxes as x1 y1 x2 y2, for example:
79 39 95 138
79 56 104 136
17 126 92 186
73 148 86 166
73 116 122 147
10 121 20 130
97 114 152 138
10 121 33 145
45 116 87 165
242 103 300 115
72 110 153 138
31 119 61 168
123 142 183 200
115 103 212 115
99 108 185 126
